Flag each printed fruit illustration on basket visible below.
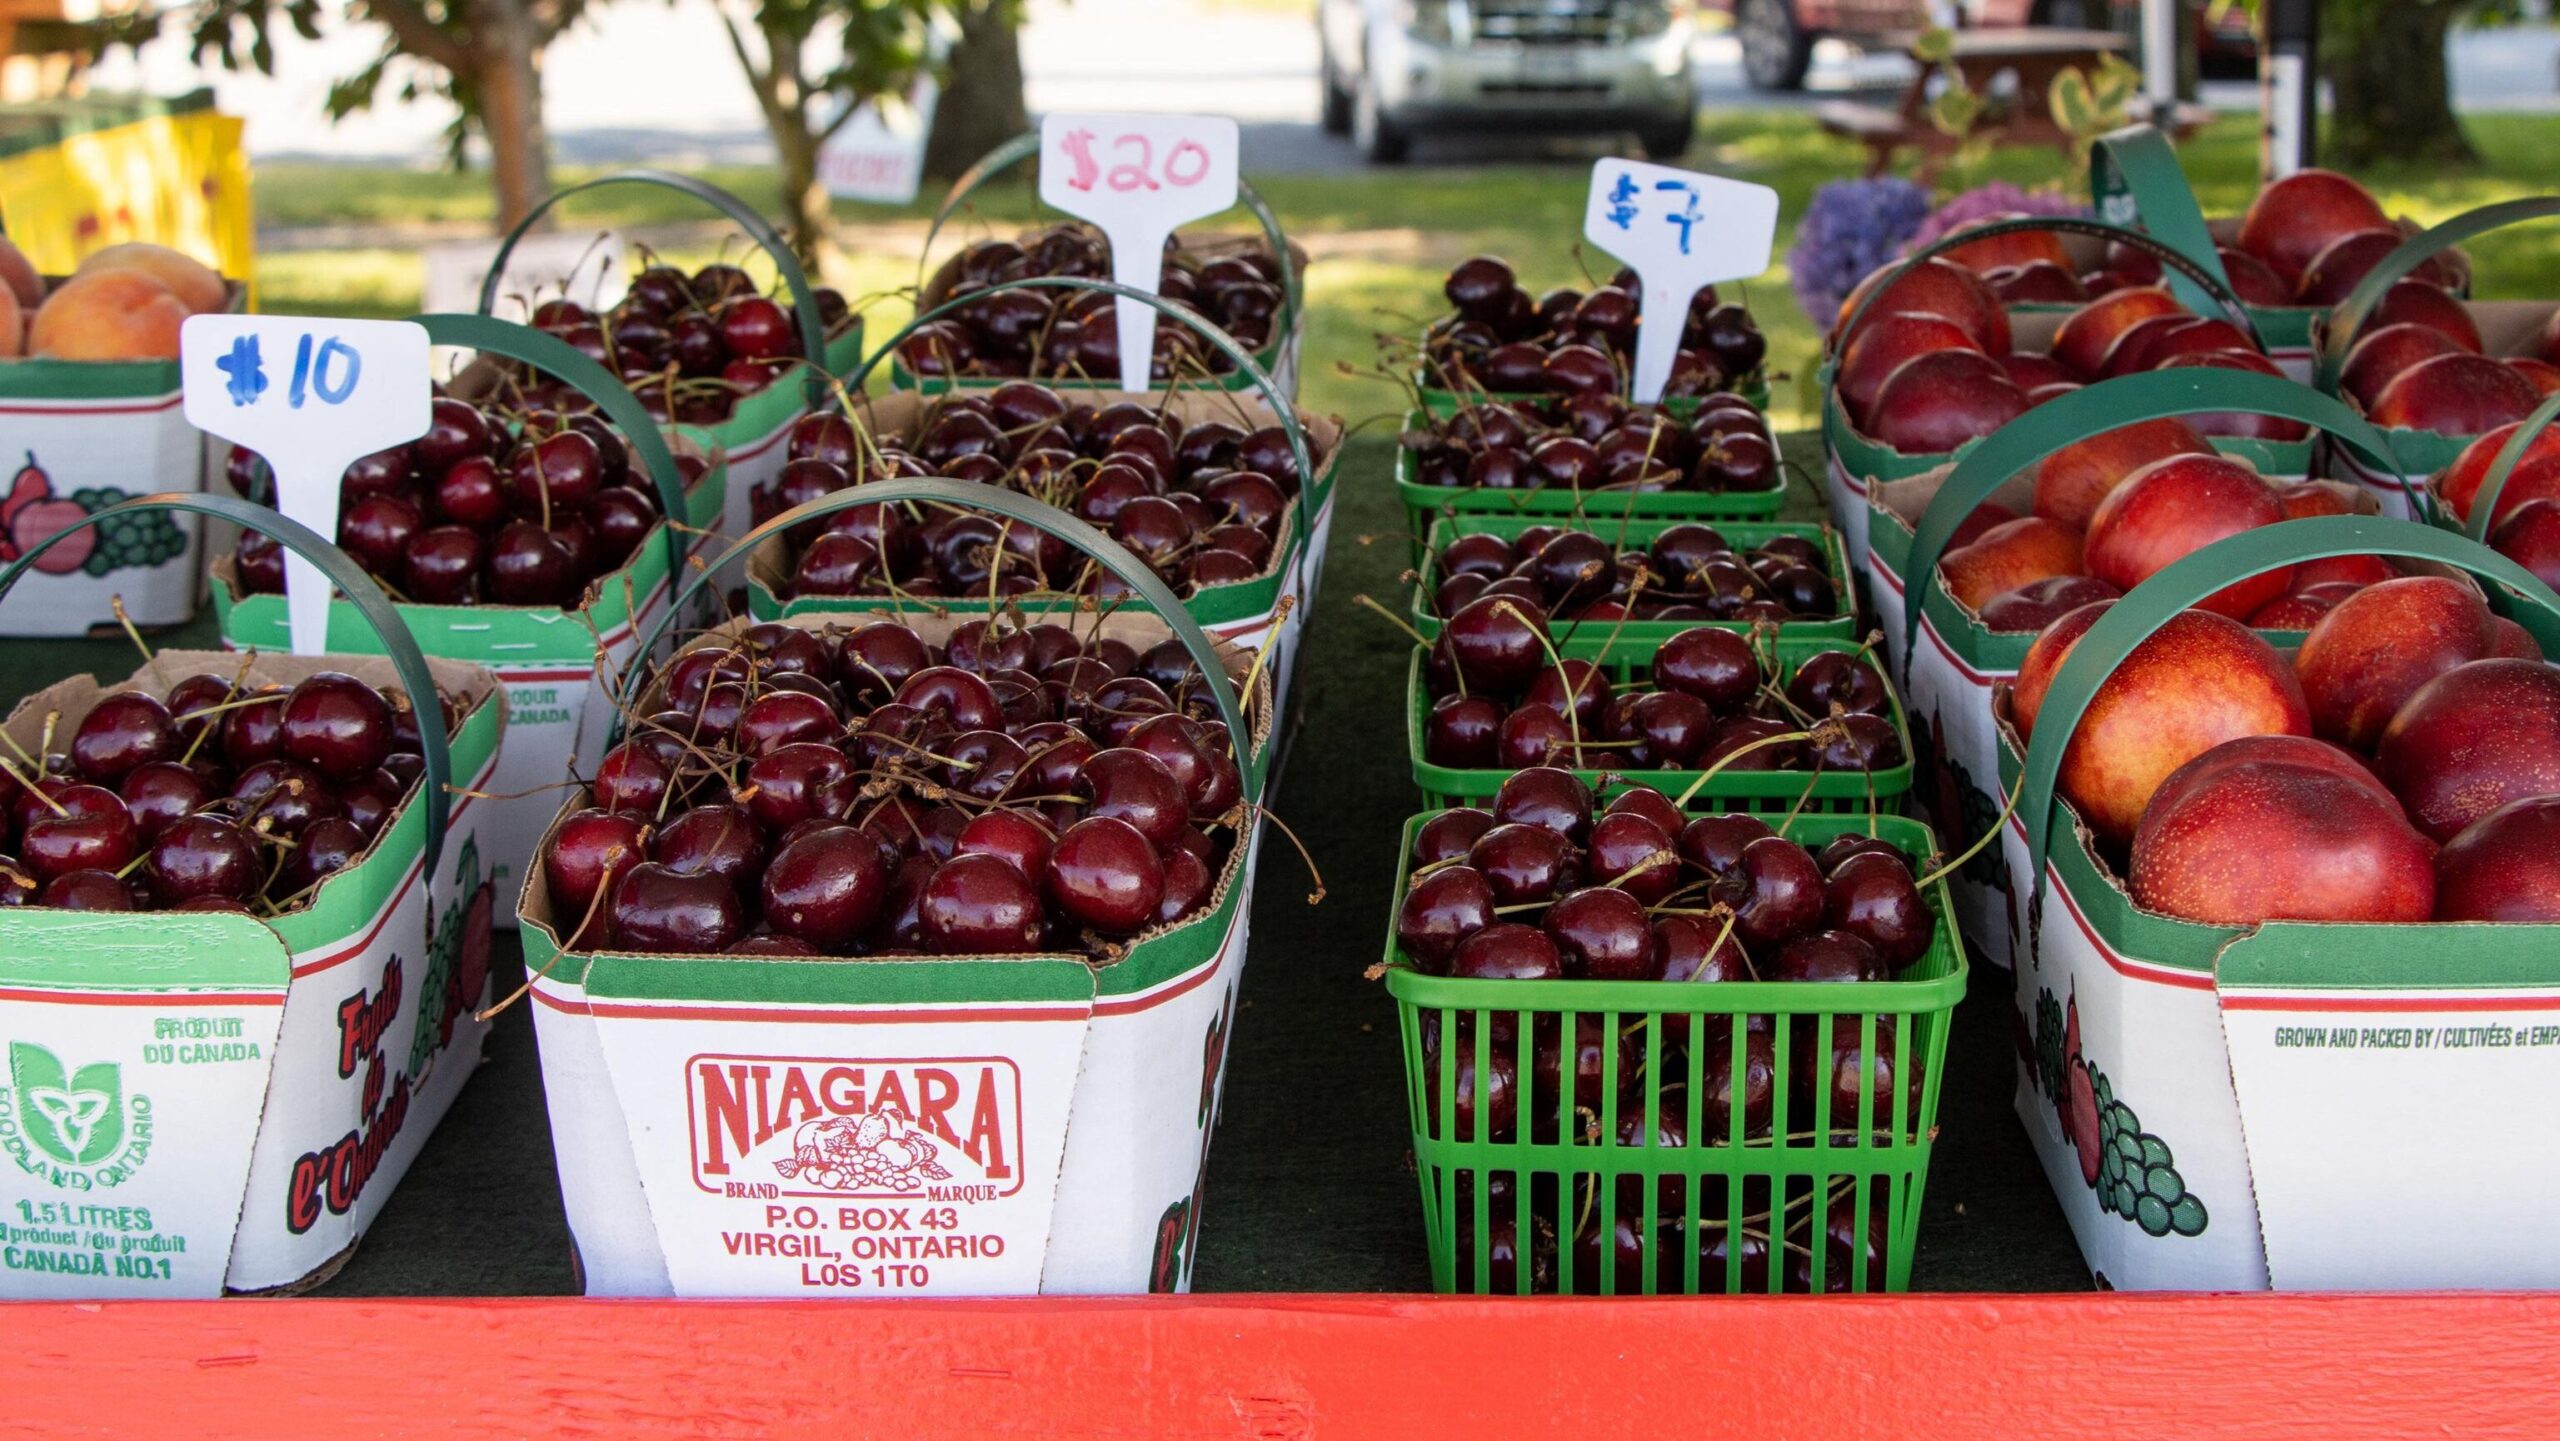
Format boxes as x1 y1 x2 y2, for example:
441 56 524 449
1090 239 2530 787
2030 989 2207 1240
539 615 1253 958
414 837 495 1068
0 666 462 914
1421 255 1767 399
0 453 187 579
1405 391 1777 498
224 393 704 608
774 1104 956 1194
766 380 1323 601
1423 522 1837 626
906 223 1288 384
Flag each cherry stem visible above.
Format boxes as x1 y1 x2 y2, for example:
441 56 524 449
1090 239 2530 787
1916 769 2024 892
1493 600 1582 754
0 758 65 815
1672 729 1815 808
110 595 166 689
1250 803 1327 905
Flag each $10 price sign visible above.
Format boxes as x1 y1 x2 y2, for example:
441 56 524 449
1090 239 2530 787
1037 113 1241 391
181 315 432 654
1581 159 1779 405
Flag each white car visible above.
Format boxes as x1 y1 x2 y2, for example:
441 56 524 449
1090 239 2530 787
1318 0 1698 163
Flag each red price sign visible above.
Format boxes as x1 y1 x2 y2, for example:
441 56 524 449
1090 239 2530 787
1038 113 1241 389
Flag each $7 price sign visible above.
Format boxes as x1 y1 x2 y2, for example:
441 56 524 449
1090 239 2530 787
182 315 432 655
1582 158 1778 406
1038 113 1240 390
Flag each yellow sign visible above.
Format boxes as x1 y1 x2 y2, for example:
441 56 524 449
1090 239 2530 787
0 106 253 296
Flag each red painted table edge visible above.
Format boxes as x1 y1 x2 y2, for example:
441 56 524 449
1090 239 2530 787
9 1290 2560 1438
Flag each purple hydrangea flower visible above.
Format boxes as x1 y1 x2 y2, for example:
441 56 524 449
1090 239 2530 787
1787 178 1932 334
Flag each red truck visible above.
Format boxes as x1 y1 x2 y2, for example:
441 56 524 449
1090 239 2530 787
1717 0 2252 91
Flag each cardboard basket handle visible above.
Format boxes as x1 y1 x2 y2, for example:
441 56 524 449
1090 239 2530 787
1833 215 2259 357
2314 194 2560 391
2465 390 2560 540
412 311 693 583
2016 515 2560 905
2087 124 2234 316
1900 368 2415 677
624 478 1265 806
474 168 831 408
0 492 455 872
919 130 1301 318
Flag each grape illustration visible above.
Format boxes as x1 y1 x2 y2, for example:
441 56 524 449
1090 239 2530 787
2072 1060 2207 1239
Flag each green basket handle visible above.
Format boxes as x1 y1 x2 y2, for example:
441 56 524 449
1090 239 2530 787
473 168 831 409
2017 515 2560 906
1899 368 2414 676
412 311 693 584
2314 195 2560 393
918 130 1301 321
2087 124 2235 316
0 492 455 873
2465 390 2560 540
622 478 1263 806
1834 214 2260 357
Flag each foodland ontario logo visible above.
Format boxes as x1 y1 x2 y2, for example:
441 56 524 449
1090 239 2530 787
0 1042 153 1189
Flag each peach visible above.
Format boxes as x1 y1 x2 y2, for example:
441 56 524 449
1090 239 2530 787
2296 229 2422 307
2033 417 2216 533
0 234 37 311
0 286 19 357
2295 576 2495 750
2130 750 2435 925
2377 658 2560 841
2287 553 2397 592
2033 607 2311 847
2246 592 2335 630
2084 454 2292 619
2238 169 2392 287
2370 353 2542 436
2050 287 2186 379
75 243 228 316
2099 316 2253 380
1940 516 2084 612
27 270 188 361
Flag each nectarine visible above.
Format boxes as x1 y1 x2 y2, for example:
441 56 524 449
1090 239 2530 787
2050 287 2186 379
2295 575 2495 750
2033 417 2215 533
1864 350 2029 456
1837 258 2010 356
2370 353 2542 437
26 269 187 361
2084 454 2292 619
2436 794 2560 922
2237 169 2392 287
2377 658 2560 841
1940 517 2083 612
2129 751 2435 925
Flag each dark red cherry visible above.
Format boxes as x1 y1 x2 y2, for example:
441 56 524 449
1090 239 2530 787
1442 594 1552 697
21 785 139 883
1078 747 1188 848
1397 865 1496 970
416 396 494 470
1044 815 1166 935
280 672 396 781
591 741 674 814
760 824 889 951
40 869 135 910
1545 886 1656 980
652 804 768 899
1731 835 1825 947
404 525 485 604
508 429 605 512
1491 766 1592 844
279 815 368 898
1467 822 1574 906
1654 628 1759 710
118 761 211 842
70 692 179 784
609 861 745 953
1787 651 1887 717
919 853 1046 954
956 809 1055 881
1771 927 1886 983
1822 850 1932 967
1448 922 1563 980
1413 807 1496 866
1586 812 1680 905
545 808 650 929
145 814 261 904
743 742 860 831
1425 694 1506 768
1155 846 1213 925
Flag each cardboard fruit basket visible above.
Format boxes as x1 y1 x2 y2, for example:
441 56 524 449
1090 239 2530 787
894 130 1305 399
0 272 244 637
2312 196 2560 516
1382 808 1967 1296
0 494 504 1297
474 168 865 551
1993 515 2560 1289
1408 512 1856 645
755 283 1337 709
207 312 723 923
1867 369 2407 968
516 480 1276 1298
1405 631 1913 815
1818 216 2264 578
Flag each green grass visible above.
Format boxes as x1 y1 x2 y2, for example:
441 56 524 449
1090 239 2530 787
251 112 2560 430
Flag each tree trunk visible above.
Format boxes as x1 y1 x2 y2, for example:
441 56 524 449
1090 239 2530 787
924 0 1028 184
2326 0 2474 168
773 121 846 280
473 0 555 232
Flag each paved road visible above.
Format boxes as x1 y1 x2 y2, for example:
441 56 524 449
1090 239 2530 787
77 0 2560 169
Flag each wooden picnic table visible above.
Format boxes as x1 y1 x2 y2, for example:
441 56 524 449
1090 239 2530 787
1818 25 2208 180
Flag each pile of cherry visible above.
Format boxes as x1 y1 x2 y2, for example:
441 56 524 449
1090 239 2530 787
1422 255 1767 400
1426 522 1839 627
538 619 1253 958
900 224 1289 384
1422 599 1900 778
529 259 850 426
772 381 1319 601
228 394 707 609
1407 392 1779 498
0 669 449 913
1395 768 1932 1292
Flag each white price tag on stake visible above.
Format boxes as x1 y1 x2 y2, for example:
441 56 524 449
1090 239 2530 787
1581 159 1779 405
1038 112 1241 390
181 315 432 655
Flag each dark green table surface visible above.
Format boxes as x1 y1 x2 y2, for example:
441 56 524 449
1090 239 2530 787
15 431 2091 1296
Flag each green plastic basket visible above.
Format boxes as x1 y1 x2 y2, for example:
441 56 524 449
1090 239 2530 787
1410 513 1856 644
1383 809 1967 1295
1415 371 1772 418
1395 408 1790 555
1406 635 1915 814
